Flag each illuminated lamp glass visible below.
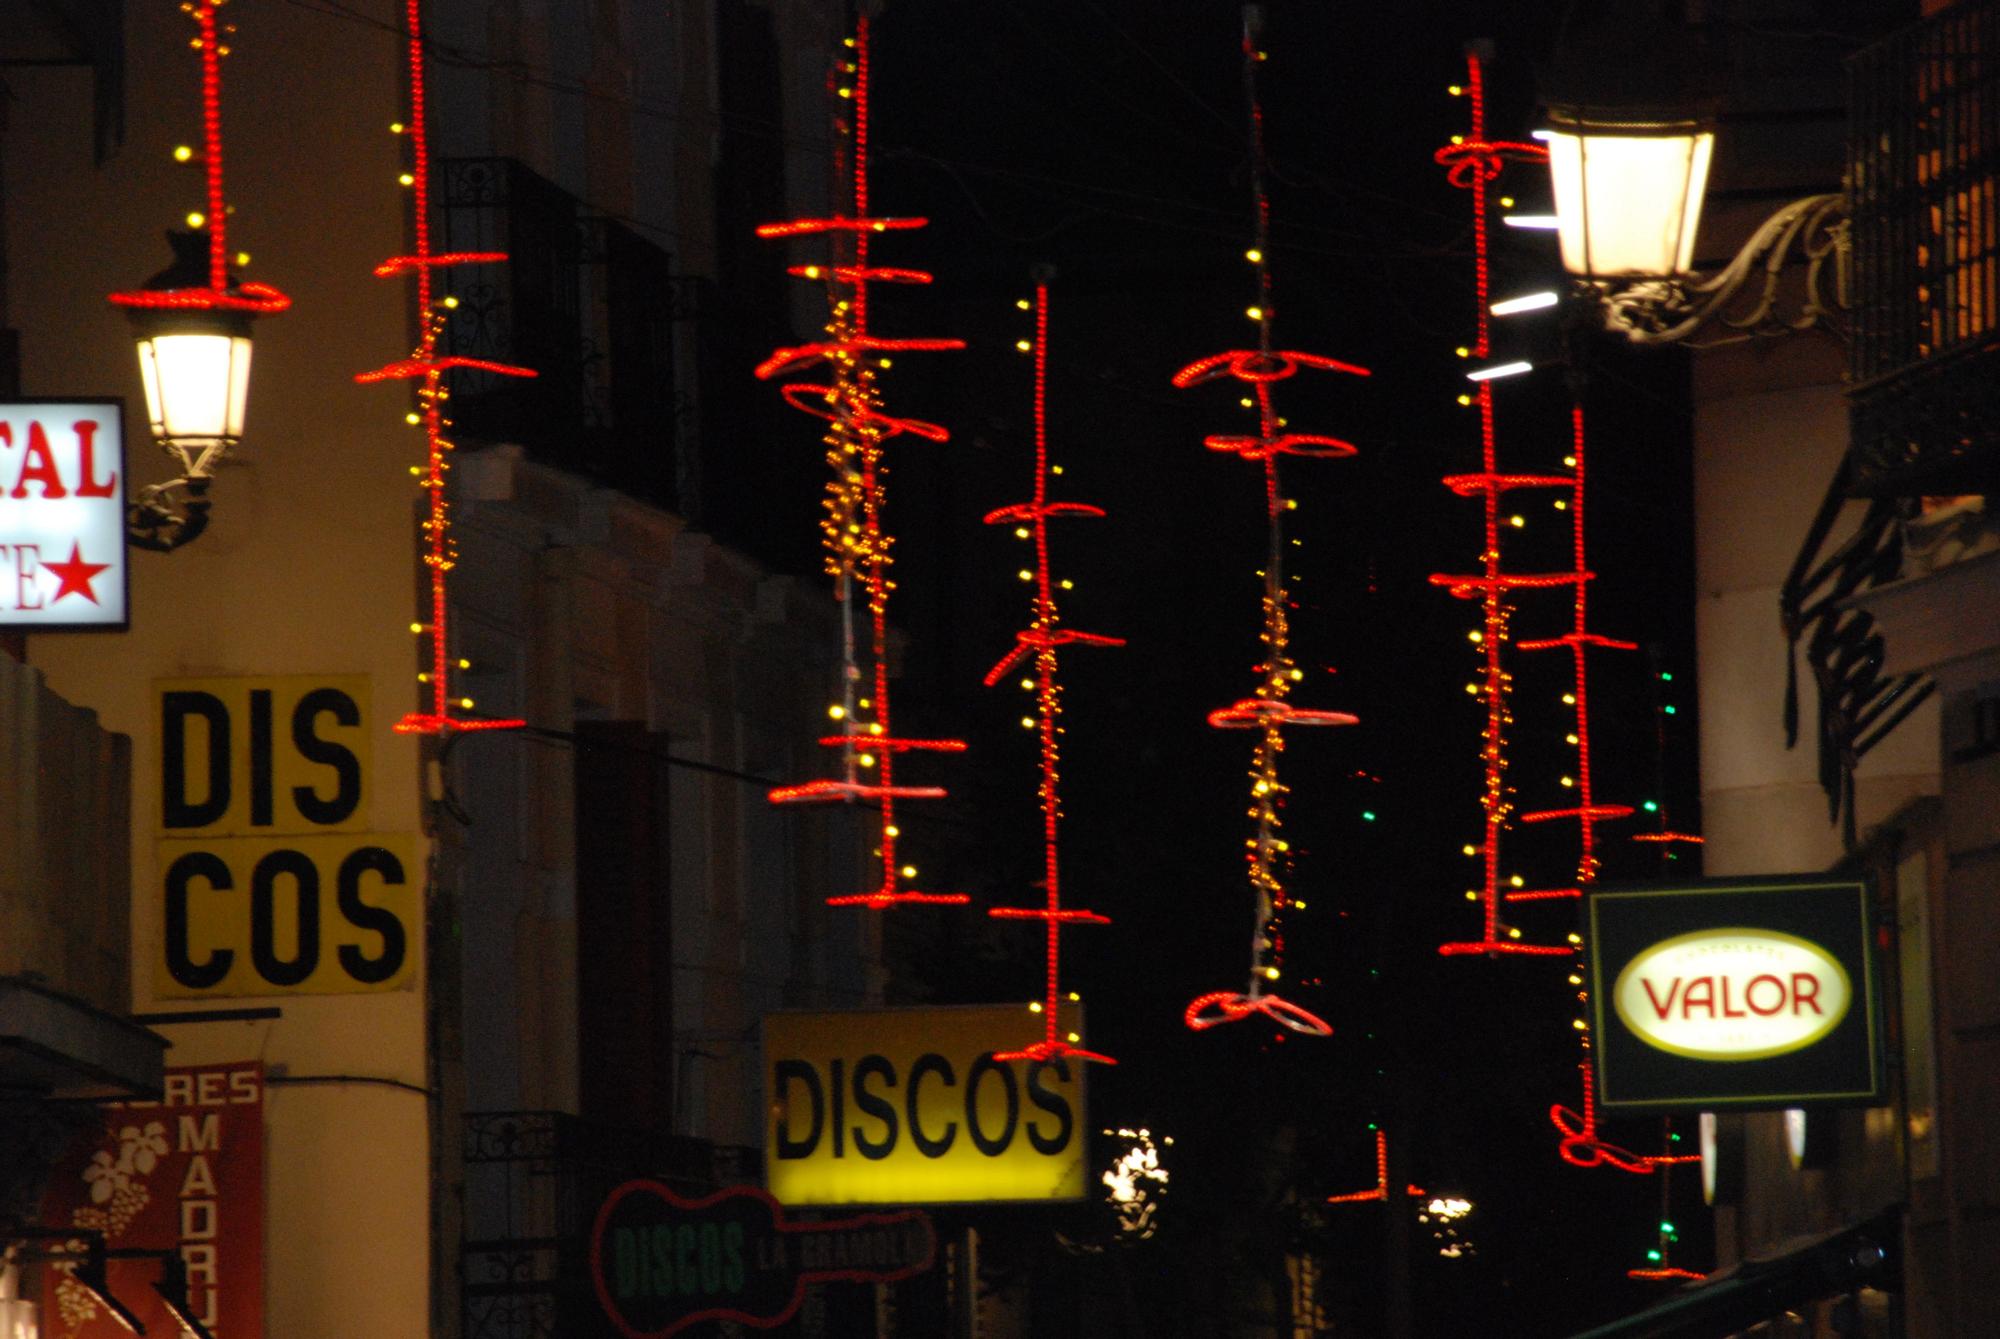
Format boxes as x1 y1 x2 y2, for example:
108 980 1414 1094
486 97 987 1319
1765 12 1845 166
132 311 253 477
122 231 258 480
1543 106 1713 278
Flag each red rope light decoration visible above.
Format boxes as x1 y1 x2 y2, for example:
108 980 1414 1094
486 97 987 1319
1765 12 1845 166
984 281 1122 1067
1535 419 1703 1172
1428 52 1572 961
756 17 967 910
1178 11 1366 1037
358 0 533 736
1429 55 1689 1183
108 2 291 318
1513 405 1637 890
1324 1129 1426 1205
1626 1115 1706 1279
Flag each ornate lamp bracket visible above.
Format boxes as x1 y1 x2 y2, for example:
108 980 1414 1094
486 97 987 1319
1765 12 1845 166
1590 192 1848 346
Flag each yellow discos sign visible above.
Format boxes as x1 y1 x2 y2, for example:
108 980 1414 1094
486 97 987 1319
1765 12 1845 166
154 676 417 998
764 1005 1087 1206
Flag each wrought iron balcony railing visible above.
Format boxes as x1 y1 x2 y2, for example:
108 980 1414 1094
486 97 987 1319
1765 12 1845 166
436 159 700 513
1846 0 2000 497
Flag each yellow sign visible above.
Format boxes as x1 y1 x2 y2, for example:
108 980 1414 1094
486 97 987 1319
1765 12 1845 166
153 677 415 999
155 833 418 998
157 676 371 837
764 1005 1087 1207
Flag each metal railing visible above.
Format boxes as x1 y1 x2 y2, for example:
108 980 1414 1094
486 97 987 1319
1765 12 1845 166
435 159 698 513
1847 0 2000 496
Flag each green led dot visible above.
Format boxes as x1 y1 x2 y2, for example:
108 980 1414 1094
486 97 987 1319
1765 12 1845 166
1643 800 1659 813
1664 704 1678 715
1660 671 1674 681
1647 1250 1663 1262
1361 810 1377 821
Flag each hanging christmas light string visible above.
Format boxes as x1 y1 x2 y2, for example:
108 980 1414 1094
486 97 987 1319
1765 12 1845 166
1627 1114 1705 1280
1525 402 1695 1174
982 278 1122 1065
756 15 968 908
358 0 533 736
1529 414 1656 1176
1631 649 1704 856
1179 6 1368 1037
1429 50 1572 959
1506 404 1636 905
109 0 291 393
1625 693 1705 1265
1324 1127 1426 1205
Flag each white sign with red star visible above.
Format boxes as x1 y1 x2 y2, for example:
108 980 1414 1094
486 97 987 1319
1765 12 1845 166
0 400 127 629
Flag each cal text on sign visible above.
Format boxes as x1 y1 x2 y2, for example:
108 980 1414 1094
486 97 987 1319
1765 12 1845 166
0 400 127 628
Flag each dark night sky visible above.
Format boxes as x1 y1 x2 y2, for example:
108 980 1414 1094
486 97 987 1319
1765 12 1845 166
740 2 1705 1331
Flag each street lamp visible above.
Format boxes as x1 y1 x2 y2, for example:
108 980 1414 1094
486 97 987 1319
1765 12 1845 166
104 0 289 551
125 231 255 484
111 229 287 551
1539 105 1846 345
1542 105 1714 280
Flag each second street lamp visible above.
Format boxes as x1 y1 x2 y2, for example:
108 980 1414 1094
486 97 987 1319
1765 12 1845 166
1539 104 1847 347
1542 103 1714 281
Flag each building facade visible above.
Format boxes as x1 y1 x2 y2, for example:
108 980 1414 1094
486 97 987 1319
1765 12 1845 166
1 1 884 1334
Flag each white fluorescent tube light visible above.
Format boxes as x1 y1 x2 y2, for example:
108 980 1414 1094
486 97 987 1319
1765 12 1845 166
1466 360 1534 382
1502 214 1560 230
1490 291 1560 316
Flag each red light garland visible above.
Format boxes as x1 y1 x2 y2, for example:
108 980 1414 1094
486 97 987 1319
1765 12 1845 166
756 17 967 909
1178 11 1367 1038
1429 55 1695 1187
984 281 1122 1067
108 2 292 319
1429 52 1575 961
359 0 533 737
1324 1129 1427 1205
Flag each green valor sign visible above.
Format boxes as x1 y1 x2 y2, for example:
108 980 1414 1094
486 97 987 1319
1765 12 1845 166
588 1180 934 1338
1588 876 1884 1113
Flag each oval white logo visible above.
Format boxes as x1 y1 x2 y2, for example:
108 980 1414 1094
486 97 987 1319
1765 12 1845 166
1612 928 1850 1061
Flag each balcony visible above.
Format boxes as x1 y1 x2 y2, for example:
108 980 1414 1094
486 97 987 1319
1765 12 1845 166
1846 0 2000 497
435 159 701 514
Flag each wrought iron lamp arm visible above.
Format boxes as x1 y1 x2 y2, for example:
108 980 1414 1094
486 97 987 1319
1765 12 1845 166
127 474 214 552
1592 192 1848 346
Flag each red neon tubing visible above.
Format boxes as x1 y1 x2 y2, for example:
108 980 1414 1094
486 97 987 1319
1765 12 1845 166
984 283 1116 1064
1178 12 1364 1035
755 15 965 909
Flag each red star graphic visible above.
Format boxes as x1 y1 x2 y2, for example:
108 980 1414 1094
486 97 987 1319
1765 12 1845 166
43 541 111 605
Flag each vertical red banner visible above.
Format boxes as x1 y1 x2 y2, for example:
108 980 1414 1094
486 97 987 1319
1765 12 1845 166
40 1062 265 1339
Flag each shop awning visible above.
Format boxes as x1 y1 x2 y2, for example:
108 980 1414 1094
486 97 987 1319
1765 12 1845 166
0 975 166 1099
